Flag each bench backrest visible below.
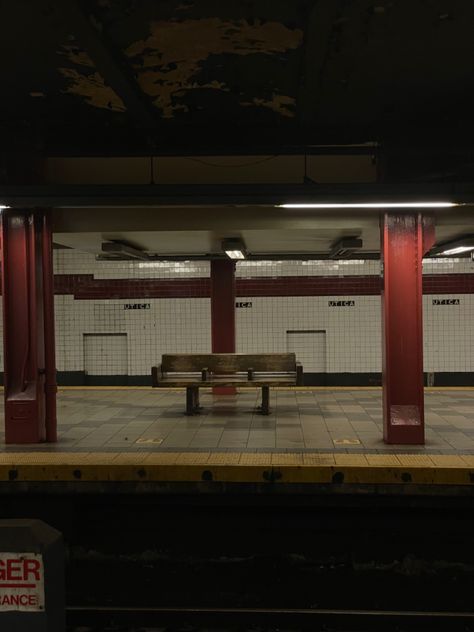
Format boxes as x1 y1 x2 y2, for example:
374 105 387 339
162 353 296 373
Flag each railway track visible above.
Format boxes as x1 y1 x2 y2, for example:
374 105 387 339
67 605 474 631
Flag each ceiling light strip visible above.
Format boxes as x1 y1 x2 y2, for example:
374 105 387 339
278 202 457 209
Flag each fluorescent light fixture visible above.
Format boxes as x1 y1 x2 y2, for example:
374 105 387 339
222 238 247 260
440 246 474 255
101 241 150 261
430 235 474 257
0 205 10 210
330 236 363 259
278 202 457 209
224 250 245 259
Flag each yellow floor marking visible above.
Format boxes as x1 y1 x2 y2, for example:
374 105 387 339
271 453 303 465
112 453 150 465
72 452 117 464
206 453 241 465
58 386 155 391
303 454 336 465
0 385 472 394
425 387 474 391
428 455 466 467
143 452 181 465
334 454 369 466
0 452 88 465
394 455 434 466
175 452 211 465
239 453 272 465
365 454 402 467
0 451 474 486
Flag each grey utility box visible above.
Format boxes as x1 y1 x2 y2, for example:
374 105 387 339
0 520 65 631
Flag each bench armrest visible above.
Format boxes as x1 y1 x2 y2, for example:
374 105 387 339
296 362 304 386
151 364 162 387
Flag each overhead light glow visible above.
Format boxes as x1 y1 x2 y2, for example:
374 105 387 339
440 246 474 255
278 202 458 209
0 205 10 210
224 249 246 260
222 237 247 260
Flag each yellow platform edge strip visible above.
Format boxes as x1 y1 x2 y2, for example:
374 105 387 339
0 385 468 392
0 453 473 485
57 386 474 391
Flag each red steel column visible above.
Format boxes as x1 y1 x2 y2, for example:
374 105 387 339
210 259 236 395
1 209 57 443
381 213 435 444
42 210 58 442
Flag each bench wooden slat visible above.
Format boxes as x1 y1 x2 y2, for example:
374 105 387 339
161 353 296 373
157 378 298 387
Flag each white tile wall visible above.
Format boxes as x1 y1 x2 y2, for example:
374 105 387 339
236 258 474 277
236 296 382 373
287 330 327 372
422 258 474 274
0 251 471 377
236 259 380 277
55 297 211 375
84 333 128 376
53 250 474 279
423 294 474 372
53 250 210 279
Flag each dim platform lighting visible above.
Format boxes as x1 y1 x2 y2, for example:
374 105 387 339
224 249 246 259
222 238 247 260
430 235 474 257
278 202 457 209
440 246 474 255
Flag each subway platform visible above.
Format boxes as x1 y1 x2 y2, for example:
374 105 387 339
0 387 473 494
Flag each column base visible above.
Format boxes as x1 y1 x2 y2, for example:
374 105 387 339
5 392 46 444
383 404 424 444
212 386 237 395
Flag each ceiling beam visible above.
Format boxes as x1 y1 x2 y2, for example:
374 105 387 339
56 0 158 132
0 182 472 208
297 0 341 128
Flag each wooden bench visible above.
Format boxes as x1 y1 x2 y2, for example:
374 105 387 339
151 353 303 415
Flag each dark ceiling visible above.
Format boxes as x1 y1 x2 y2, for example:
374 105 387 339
2 0 474 176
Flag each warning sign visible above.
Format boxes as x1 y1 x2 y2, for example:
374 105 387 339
0 553 44 611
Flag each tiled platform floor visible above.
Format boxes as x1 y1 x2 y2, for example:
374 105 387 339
1 387 474 453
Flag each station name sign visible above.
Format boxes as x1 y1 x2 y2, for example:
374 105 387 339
328 300 355 307
236 302 253 308
432 299 460 306
124 303 151 310
0 553 44 611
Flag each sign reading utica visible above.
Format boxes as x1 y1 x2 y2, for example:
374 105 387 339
432 298 460 306
328 300 355 307
0 553 44 611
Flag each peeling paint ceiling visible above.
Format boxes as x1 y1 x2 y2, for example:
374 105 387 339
125 18 301 118
2 0 474 160
58 18 302 118
59 47 126 111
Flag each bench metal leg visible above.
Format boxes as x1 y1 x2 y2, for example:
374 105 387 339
259 385 270 415
186 387 202 415
193 387 202 412
186 387 195 415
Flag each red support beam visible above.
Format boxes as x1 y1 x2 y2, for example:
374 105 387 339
210 259 236 395
381 213 435 444
42 210 58 442
1 209 57 444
